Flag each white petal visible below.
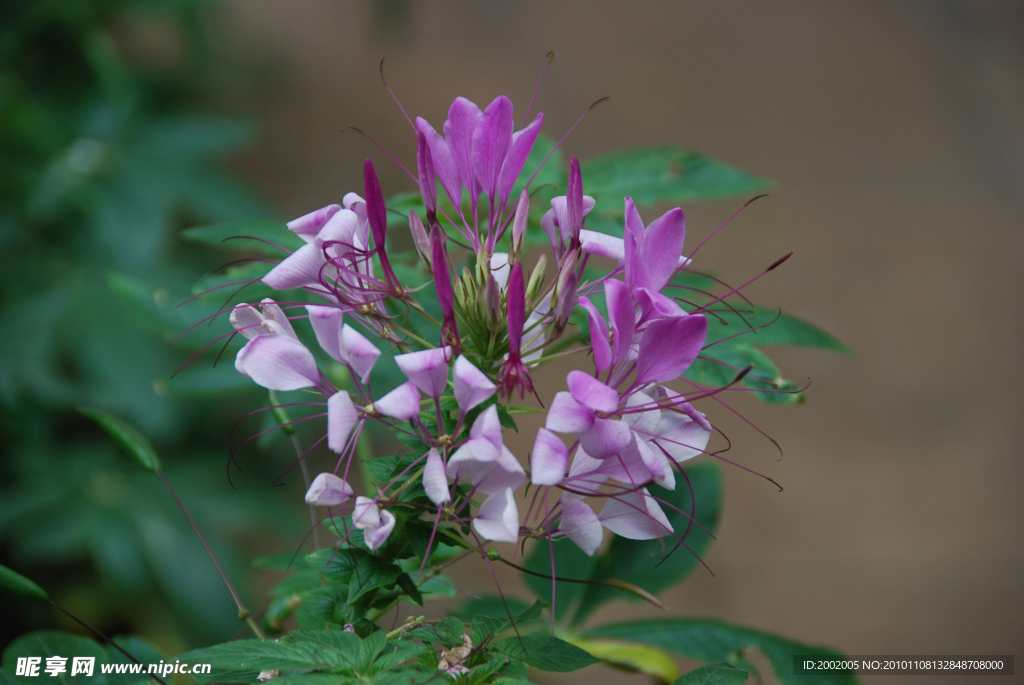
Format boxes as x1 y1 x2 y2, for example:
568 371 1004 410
423 449 450 505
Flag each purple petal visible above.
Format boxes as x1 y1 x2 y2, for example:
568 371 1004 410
394 347 451 399
339 324 380 383
496 112 543 204
415 117 462 209
373 381 421 421
453 355 496 413
408 211 431 267
304 473 353 506
545 392 595 433
530 428 568 486
551 195 597 245
623 197 646 292
578 418 633 460
473 488 520 543
234 334 318 391
579 435 657 486
352 496 381 530
635 315 708 385
604 279 636 368
642 207 686 293
327 391 357 453
431 225 456 320
634 287 686 323
580 230 624 263
598 488 673 540
262 243 325 291
364 509 396 550
511 189 530 253
287 204 341 243
471 95 514 199
578 296 611 373
444 97 483 200
423 448 450 505
540 208 559 253
565 156 583 241
558 497 603 556
567 370 619 413
306 305 344 363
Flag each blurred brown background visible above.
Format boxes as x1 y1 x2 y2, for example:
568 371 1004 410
221 1 1024 682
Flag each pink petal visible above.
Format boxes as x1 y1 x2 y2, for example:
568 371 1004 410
659 386 713 432
652 411 711 465
234 334 318 391
598 488 673 540
580 230 625 263
578 297 611 374
262 243 326 291
287 204 341 243
304 473 353 506
352 496 380 530
578 418 633 460
558 497 603 556
471 95 514 199
496 112 543 204
339 324 380 383
550 195 597 245
623 197 646 293
567 370 619 413
641 207 686 293
373 381 421 421
306 305 344 363
635 314 708 385
447 437 500 479
258 300 298 339
364 509 396 550
530 428 568 486
327 391 357 453
474 445 526 494
444 97 483 200
415 117 463 209
394 347 451 399
453 355 496 413
469 406 503 453
423 448 450 505
545 392 595 433
604 279 636 368
473 488 520 543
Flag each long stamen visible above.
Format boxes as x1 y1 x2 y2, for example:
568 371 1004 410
522 51 555 129
524 97 610 190
379 57 416 132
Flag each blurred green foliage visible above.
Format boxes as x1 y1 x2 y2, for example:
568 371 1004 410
0 0 303 650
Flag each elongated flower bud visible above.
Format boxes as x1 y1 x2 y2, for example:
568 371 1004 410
417 132 437 216
432 224 461 352
510 189 529 263
566 156 583 244
553 249 578 303
484 274 502 330
364 159 401 294
409 211 432 271
526 254 547 302
552 271 578 338
497 262 534 399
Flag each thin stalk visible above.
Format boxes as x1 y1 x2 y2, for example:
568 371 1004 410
291 433 320 550
155 470 265 639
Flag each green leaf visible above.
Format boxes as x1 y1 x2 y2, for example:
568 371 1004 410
181 220 303 257
305 549 404 603
567 637 681 682
705 307 850 353
77 407 162 472
289 630 363 670
400 616 465 649
490 635 600 673
581 619 858 685
2 632 105 685
581 146 770 208
674 663 750 685
177 634 359 683
0 564 48 602
470 600 544 645
572 462 723 624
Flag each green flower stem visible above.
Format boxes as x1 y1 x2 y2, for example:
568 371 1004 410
527 346 589 366
291 433 320 551
388 322 436 349
155 470 265 639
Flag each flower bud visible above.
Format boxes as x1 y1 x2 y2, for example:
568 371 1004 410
416 132 437 215
510 189 529 263
526 254 547 302
474 244 489 286
552 271 578 339
461 266 476 296
484 274 502 330
553 249 578 303
409 211 431 271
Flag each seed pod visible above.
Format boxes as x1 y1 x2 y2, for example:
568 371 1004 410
526 254 547 302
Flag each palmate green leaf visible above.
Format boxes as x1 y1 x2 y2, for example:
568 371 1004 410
581 619 859 685
182 220 303 257
2 631 165 685
674 663 749 685
305 548 404 603
490 635 600 673
401 616 466 649
582 146 770 209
